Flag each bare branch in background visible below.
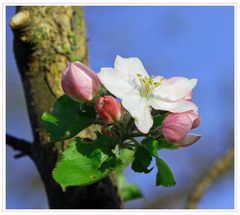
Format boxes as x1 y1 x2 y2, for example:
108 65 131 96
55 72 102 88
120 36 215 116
6 134 33 159
185 147 234 209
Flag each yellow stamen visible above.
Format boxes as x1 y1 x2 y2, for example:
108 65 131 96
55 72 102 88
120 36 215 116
137 74 164 97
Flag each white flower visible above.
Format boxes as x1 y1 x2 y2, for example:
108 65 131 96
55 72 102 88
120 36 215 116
98 55 198 134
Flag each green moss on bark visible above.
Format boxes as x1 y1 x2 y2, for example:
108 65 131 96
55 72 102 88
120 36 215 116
11 6 121 209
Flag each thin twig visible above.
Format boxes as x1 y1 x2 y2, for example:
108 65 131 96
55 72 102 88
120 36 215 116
185 147 234 209
126 132 145 139
6 134 33 159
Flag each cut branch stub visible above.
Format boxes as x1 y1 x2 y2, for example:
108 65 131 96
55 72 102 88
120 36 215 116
11 6 88 145
10 6 121 209
10 10 31 29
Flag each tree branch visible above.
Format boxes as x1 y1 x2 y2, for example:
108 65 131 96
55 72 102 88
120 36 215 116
10 6 122 208
185 147 234 209
6 134 33 159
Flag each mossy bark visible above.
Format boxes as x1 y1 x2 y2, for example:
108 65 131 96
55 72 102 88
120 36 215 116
11 6 121 209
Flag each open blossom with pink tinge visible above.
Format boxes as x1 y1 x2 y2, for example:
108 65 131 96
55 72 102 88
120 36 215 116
98 55 198 133
96 96 122 124
161 111 201 147
61 61 101 102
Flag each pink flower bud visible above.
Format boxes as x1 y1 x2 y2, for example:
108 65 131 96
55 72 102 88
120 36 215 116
161 111 200 144
96 96 121 124
61 61 101 101
173 134 201 147
192 115 201 129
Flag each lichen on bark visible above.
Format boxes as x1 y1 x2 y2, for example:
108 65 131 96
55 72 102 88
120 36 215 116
10 6 121 209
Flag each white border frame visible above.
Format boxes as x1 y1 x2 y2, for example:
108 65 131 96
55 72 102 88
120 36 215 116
1 1 238 214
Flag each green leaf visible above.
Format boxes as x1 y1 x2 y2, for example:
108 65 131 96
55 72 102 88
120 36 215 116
118 174 143 202
98 155 123 172
117 149 134 173
152 114 165 130
74 135 122 171
141 138 177 187
75 133 116 156
157 138 179 150
141 138 159 157
41 95 95 142
94 132 117 155
75 138 98 156
52 140 110 191
155 157 176 187
116 149 143 201
131 146 153 173
142 138 178 154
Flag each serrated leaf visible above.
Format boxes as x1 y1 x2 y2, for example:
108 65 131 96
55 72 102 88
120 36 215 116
155 157 176 187
98 155 123 172
141 138 176 187
75 138 98 156
41 95 95 142
118 174 143 202
52 141 110 191
75 133 116 157
95 132 116 155
141 138 159 157
131 146 153 173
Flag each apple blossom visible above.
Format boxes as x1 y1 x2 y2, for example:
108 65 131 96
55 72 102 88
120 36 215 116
96 96 122 124
61 61 101 102
98 55 198 133
161 111 200 145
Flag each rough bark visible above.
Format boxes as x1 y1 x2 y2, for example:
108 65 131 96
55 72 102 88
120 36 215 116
10 6 121 209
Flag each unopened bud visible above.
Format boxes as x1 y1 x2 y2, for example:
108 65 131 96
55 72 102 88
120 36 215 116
61 61 101 102
161 111 200 144
96 96 121 124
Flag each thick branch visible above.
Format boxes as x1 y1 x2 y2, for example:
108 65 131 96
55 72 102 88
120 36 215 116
185 147 234 209
6 134 33 159
10 6 121 209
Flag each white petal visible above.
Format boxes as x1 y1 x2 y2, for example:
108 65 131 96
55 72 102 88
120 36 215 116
98 67 134 98
122 91 153 133
153 77 197 101
114 55 149 78
153 75 164 82
149 97 198 113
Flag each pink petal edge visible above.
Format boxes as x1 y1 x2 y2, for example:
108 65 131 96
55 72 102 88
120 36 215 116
173 134 201 147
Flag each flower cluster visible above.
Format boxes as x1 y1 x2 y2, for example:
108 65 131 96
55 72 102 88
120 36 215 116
61 55 201 146
44 55 202 192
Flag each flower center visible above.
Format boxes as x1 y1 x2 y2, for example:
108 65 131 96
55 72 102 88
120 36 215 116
137 74 163 97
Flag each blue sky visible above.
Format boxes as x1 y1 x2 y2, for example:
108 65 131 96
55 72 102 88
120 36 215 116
6 6 234 209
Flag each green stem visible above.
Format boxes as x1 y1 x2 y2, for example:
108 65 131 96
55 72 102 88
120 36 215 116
124 116 135 134
126 132 145 139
